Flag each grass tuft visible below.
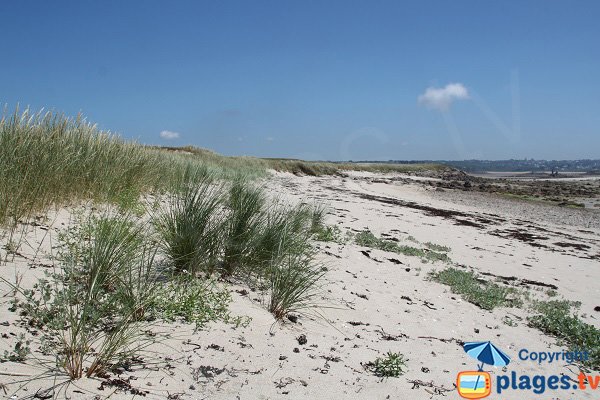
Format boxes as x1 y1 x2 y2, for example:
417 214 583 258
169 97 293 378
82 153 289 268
268 251 326 320
221 179 266 275
155 175 224 274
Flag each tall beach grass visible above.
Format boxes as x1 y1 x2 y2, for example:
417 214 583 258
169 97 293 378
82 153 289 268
0 107 264 227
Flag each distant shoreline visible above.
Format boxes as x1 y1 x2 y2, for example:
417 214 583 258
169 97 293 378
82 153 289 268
467 171 600 181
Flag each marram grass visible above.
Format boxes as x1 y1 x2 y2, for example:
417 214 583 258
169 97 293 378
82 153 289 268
0 107 265 226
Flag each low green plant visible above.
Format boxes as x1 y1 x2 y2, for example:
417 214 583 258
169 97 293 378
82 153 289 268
355 230 398 251
313 224 343 242
528 300 600 370
355 230 451 263
150 276 249 329
425 242 451 252
1 334 31 363
369 352 406 377
430 268 521 310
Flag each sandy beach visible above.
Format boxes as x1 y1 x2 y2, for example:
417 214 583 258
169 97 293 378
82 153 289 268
1 170 598 399
3 2 600 398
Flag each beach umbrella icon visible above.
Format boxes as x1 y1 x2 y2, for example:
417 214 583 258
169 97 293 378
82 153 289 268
463 341 511 370
463 341 511 394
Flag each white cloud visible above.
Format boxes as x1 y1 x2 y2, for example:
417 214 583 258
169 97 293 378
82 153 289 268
160 130 180 140
266 136 274 142
418 83 469 111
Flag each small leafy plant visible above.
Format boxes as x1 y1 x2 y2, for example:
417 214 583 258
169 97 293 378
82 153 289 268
313 224 343 242
369 352 406 378
150 276 250 329
1 334 31 363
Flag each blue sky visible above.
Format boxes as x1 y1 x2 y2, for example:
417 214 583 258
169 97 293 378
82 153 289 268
1 1 598 160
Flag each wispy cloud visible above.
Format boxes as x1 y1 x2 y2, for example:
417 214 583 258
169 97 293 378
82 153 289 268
418 83 469 111
265 136 274 142
159 130 180 140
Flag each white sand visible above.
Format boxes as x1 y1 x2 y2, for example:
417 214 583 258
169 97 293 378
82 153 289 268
1 172 599 399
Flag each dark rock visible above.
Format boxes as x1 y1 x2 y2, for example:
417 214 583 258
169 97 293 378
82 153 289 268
297 334 307 345
287 314 299 323
347 321 369 326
